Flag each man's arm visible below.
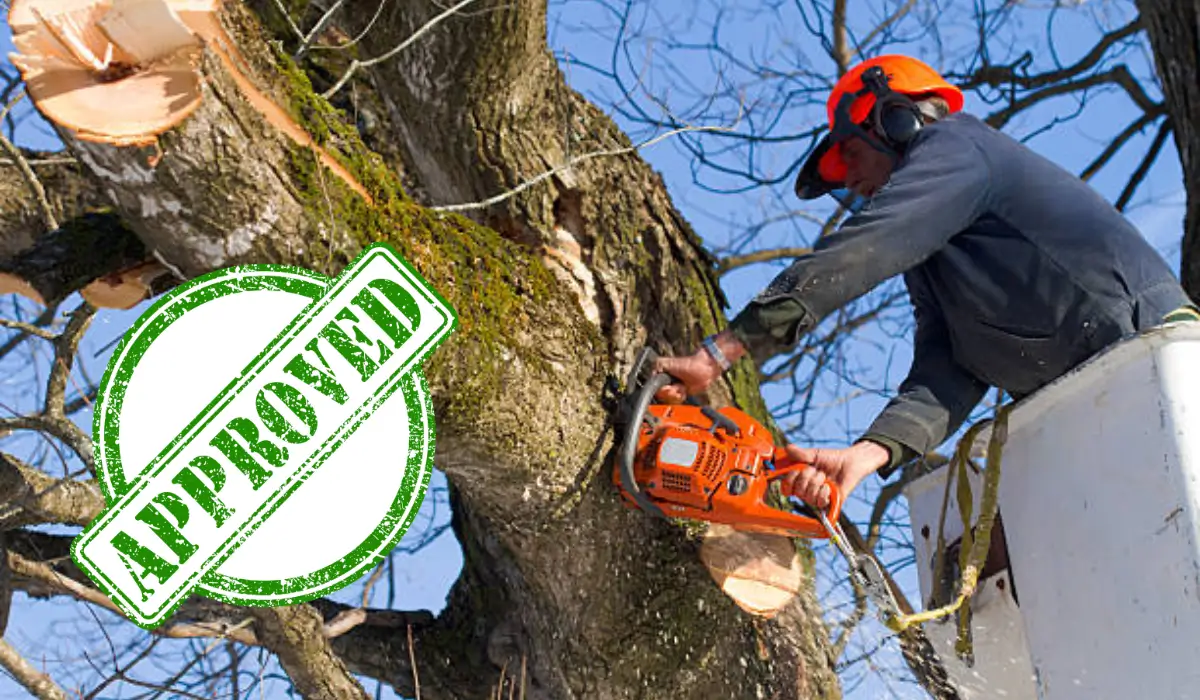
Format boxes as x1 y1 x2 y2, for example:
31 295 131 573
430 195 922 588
729 126 992 365
859 271 988 479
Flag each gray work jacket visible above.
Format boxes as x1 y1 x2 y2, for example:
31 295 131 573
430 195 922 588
728 112 1192 478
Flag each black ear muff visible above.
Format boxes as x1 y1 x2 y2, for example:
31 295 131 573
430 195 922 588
858 65 925 148
876 98 923 145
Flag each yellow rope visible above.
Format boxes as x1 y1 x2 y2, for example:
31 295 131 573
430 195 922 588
884 403 1012 641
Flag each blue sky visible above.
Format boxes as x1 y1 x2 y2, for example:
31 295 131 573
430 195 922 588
0 1 1188 697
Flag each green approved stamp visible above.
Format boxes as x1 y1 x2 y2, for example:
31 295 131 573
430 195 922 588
72 243 456 629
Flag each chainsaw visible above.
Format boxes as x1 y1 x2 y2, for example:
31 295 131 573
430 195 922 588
609 347 842 539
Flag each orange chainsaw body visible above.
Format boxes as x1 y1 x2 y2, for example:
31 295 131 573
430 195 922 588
612 402 841 539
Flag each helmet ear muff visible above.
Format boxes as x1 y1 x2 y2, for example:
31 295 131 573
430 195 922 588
858 65 925 148
874 96 923 145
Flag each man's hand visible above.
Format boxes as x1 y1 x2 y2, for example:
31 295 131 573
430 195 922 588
779 440 891 509
654 330 747 402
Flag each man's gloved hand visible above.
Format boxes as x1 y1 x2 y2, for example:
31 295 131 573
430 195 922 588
778 441 891 509
653 330 747 402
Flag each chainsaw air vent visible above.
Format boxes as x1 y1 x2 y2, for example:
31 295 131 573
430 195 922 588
661 470 692 492
701 446 725 481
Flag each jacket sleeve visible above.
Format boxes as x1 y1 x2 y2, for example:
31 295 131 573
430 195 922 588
860 271 988 480
728 125 992 364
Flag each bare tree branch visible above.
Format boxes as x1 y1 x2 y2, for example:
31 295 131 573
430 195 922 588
249 606 370 700
45 301 96 418
1116 117 1172 211
1080 110 1163 182
0 452 103 527
295 0 346 58
0 638 69 700
831 0 851 74
0 317 57 340
719 246 813 274
953 17 1143 92
855 0 918 59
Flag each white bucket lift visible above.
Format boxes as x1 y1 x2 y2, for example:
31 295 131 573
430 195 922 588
904 323 1200 700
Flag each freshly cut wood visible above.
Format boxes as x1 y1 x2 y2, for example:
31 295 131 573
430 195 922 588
7 0 214 147
97 0 199 65
79 260 169 309
700 524 804 617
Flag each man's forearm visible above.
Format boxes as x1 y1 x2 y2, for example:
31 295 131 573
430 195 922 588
727 296 813 366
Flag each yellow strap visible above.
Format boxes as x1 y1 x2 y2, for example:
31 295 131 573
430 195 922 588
1164 305 1200 323
885 404 1012 639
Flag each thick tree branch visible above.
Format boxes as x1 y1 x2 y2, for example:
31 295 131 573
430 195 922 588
0 415 94 470
0 453 103 527
6 531 448 694
1136 0 1200 298
249 606 370 700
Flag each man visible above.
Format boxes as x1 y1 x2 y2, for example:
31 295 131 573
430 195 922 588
656 55 1198 509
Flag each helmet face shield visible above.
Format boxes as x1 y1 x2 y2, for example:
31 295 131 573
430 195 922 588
796 57 963 202
794 87 889 200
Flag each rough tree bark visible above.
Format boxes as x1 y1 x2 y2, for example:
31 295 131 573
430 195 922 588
1 0 843 698
1138 0 1200 300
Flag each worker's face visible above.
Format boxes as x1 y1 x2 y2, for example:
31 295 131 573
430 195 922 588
841 136 895 198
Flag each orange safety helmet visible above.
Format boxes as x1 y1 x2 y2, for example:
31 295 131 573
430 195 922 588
794 55 964 200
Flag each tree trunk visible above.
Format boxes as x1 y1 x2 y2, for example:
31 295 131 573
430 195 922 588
1138 0 1200 300
6 0 842 697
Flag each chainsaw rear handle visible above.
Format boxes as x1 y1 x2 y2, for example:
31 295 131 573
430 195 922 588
769 446 844 525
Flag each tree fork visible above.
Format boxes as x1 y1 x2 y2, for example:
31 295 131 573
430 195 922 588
11 0 844 697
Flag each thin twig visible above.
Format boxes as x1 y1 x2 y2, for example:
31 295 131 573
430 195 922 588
0 317 58 340
309 0 390 53
719 246 813 274
295 0 346 59
0 156 76 167
322 0 480 98
431 123 736 213
854 0 916 57
407 624 421 700
269 0 306 41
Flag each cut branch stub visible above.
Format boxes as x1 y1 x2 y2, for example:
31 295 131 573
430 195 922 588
0 210 174 309
7 0 217 147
